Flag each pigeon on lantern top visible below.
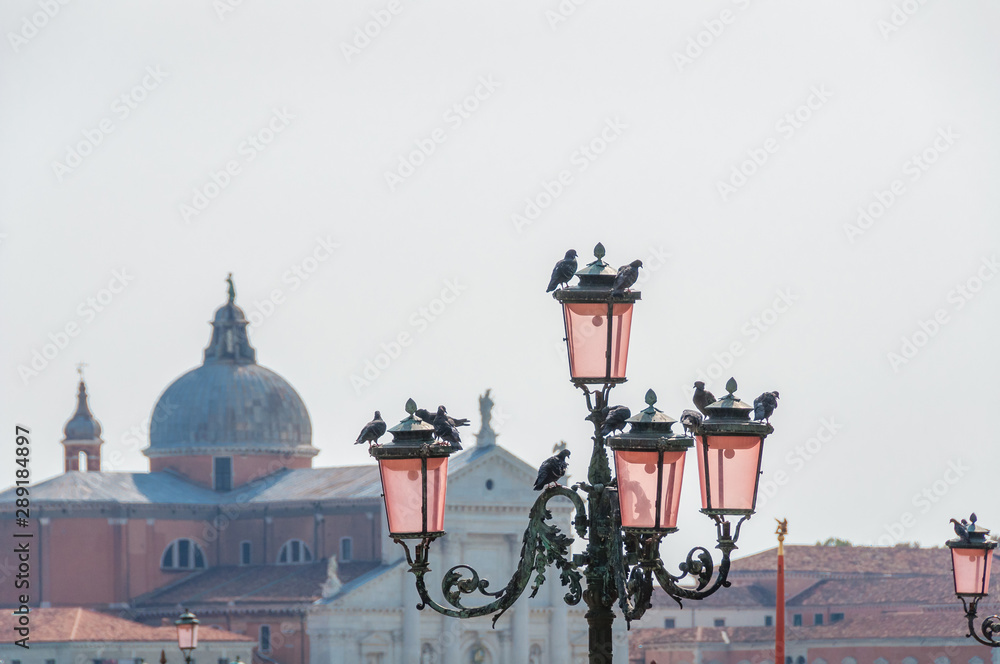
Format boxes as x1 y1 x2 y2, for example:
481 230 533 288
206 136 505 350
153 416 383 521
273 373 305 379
546 249 579 292
692 381 716 417
533 449 571 490
355 411 387 447
611 260 643 296
587 405 631 437
753 391 780 424
432 406 464 450
679 409 703 437
416 407 469 428
951 513 980 543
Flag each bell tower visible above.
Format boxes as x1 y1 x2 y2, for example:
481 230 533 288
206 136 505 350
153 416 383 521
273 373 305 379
62 364 104 472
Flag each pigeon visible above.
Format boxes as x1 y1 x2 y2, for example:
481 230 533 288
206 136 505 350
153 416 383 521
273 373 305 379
355 411 387 446
533 449 571 490
432 406 464 450
415 408 470 428
951 518 970 542
692 382 716 417
611 260 643 296
546 249 578 292
679 409 703 437
753 391 780 424
586 405 631 437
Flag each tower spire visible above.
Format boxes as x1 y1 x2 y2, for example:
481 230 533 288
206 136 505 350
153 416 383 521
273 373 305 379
62 371 104 472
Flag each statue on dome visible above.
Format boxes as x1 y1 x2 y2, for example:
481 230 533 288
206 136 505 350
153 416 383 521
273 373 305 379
226 272 236 304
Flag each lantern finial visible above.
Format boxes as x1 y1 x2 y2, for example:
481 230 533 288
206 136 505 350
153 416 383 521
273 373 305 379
645 389 657 406
594 242 605 260
405 398 417 415
725 377 738 395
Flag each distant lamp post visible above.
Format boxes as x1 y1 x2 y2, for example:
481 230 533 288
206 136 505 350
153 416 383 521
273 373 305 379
946 514 1000 645
175 609 199 664
371 244 780 663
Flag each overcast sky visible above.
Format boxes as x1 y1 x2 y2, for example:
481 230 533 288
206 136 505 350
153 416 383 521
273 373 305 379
2 1 999 564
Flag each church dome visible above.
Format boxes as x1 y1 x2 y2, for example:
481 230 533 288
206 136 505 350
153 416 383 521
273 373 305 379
145 276 316 459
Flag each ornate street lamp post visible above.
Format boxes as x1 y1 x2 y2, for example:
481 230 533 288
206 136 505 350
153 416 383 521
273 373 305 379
946 514 1000 646
371 244 777 663
175 609 199 664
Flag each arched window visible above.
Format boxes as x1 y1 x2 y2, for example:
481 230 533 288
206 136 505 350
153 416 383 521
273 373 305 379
841 658 857 664
529 644 542 664
935 658 951 664
161 538 206 570
874 658 889 664
902 658 918 664
420 643 436 664
277 539 313 564
78 451 88 471
969 658 985 664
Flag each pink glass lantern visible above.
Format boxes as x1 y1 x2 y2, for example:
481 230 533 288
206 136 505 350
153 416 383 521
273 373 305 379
371 399 456 539
552 243 640 385
696 378 771 516
946 518 997 597
175 609 199 656
608 390 693 533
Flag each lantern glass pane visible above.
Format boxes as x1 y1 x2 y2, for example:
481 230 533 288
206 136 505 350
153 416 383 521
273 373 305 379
614 450 686 530
379 457 449 535
562 302 633 380
697 435 762 512
952 547 992 596
425 456 448 533
177 623 198 650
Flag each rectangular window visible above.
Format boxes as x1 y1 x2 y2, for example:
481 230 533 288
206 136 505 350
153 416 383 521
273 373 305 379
765 615 773 626
814 613 824 625
241 541 252 565
340 537 353 562
831 612 845 623
793 614 802 626
219 658 229 664
260 624 271 653
664 618 675 628
214 457 233 491
713 618 725 627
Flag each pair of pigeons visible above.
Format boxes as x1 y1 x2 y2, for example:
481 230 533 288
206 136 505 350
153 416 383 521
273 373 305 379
355 406 469 450
546 249 643 297
684 381 780 429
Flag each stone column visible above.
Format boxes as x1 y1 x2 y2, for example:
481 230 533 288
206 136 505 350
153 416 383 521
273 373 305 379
402 571 421 664
441 535 462 664
509 535 529 662
548 568 570 664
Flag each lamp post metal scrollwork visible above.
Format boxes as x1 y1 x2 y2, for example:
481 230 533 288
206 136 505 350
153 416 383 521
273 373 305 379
370 244 778 663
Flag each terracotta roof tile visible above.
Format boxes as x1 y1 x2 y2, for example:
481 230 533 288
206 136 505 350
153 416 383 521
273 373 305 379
0 608 252 643
732 545 950 576
133 561 380 607
631 612 971 647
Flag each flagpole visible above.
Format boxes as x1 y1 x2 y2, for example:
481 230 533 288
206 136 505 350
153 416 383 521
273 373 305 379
776 518 788 664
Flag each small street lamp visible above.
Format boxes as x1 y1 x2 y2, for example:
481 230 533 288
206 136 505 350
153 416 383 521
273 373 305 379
175 609 199 664
946 514 1000 645
371 244 778 663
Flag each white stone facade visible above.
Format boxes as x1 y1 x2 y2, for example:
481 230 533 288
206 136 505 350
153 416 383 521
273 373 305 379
307 444 629 664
